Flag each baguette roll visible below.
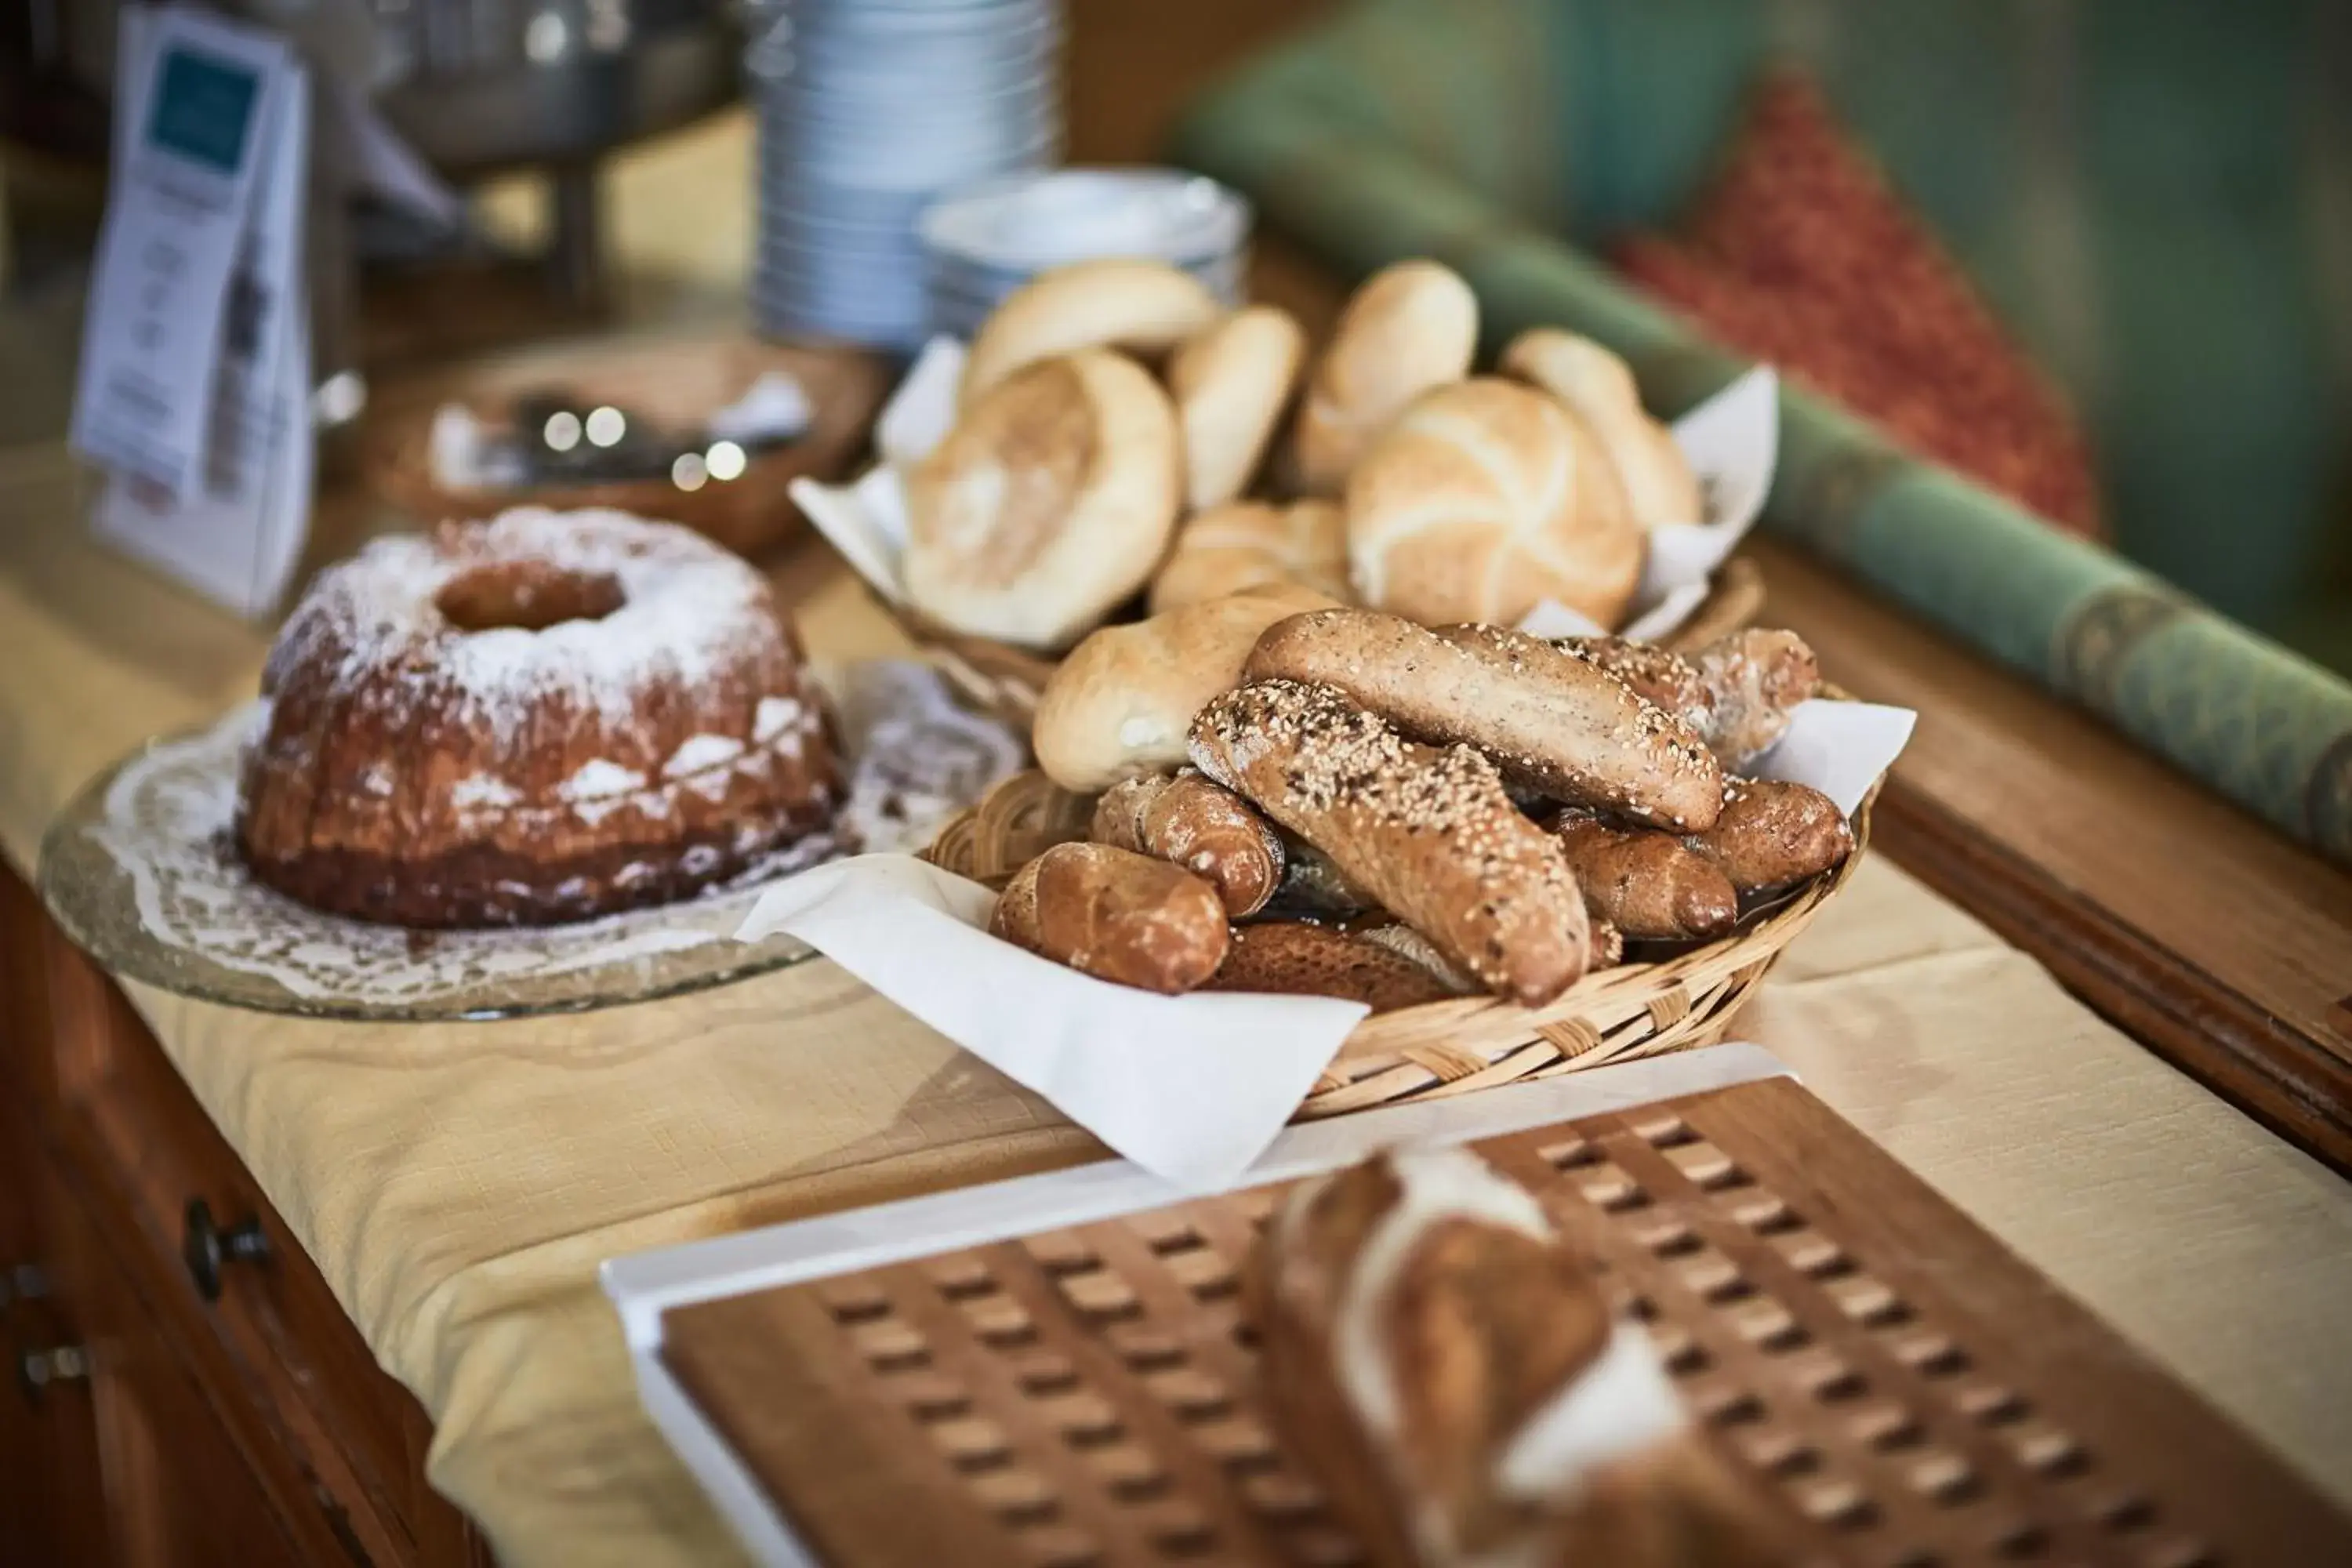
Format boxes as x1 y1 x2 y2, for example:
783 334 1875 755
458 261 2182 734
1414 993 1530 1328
989 842 1229 994
1549 815 1739 941
1290 260 1479 496
1683 779 1852 893
959 259 1221 402
1167 305 1306 510
1090 772 1286 917
1031 581 1339 792
1206 920 1463 1012
1245 608 1723 831
1189 680 1590 1006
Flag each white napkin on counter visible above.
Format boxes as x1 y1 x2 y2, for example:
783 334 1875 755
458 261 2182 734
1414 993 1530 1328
793 343 1780 650
735 855 1368 1190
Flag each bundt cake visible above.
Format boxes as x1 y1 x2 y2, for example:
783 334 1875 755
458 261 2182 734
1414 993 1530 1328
236 507 841 927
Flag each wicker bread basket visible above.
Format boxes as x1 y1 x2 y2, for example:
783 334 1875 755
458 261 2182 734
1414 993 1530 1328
369 335 891 557
922 747 1872 1120
887 554 1771 730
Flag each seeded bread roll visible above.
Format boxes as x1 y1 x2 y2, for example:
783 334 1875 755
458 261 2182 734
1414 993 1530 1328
1206 920 1462 1011
1501 328 1701 531
1683 779 1853 893
906 350 1181 650
989 841 1229 994
1148 500 1352 615
1549 815 1738 941
1290 260 1479 496
1033 582 1341 792
1090 773 1286 917
1167 305 1307 510
1189 680 1591 1006
1245 608 1723 831
960 259 1221 401
1559 630 1820 769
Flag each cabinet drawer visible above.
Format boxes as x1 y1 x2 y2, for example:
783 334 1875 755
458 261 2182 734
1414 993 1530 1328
42 927 479 1566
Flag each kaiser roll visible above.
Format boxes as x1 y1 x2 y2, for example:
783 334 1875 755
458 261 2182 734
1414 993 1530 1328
1345 376 1642 628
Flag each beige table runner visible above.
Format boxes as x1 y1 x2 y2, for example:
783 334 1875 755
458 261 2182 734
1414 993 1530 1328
6 445 2350 1566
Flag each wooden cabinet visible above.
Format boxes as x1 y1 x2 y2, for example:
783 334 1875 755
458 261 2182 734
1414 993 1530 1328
0 864 488 1567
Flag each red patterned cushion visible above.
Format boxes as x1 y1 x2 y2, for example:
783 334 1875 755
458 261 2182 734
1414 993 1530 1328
1614 73 2103 537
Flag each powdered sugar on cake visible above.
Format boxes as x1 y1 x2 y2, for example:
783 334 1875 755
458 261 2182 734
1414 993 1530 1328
265 507 779 740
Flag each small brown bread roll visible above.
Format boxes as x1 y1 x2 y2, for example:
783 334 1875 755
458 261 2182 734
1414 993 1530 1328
1032 581 1339 791
905 350 1181 650
1588 915 1627 971
1206 921 1461 1012
1683 779 1853 893
989 842 1229 994
1189 680 1590 1006
1501 328 1701 531
1147 499 1352 615
1690 630 1821 767
959 259 1221 402
1246 609 1724 831
1549 815 1738 941
1252 1149 1791 1568
1558 629 1820 769
1090 773 1286 917
1290 260 1479 496
1345 376 1643 630
1167 305 1307 510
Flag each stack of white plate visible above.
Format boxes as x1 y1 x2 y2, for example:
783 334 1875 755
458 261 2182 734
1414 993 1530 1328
918 168 1251 340
748 0 1063 348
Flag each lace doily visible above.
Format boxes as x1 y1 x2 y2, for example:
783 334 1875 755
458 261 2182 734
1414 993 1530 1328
39 661 1023 1021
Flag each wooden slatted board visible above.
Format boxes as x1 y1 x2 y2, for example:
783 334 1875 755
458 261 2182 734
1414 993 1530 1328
660 1078 2352 1567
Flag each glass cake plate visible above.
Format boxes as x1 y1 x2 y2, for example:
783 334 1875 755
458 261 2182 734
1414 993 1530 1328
37 661 1022 1022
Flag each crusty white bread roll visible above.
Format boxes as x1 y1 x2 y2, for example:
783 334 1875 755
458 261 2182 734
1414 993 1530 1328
1167 304 1306 510
960 259 1222 403
1189 680 1590 1005
1290 260 1479 496
1031 582 1339 791
1147 499 1352 615
1253 1148 1789 1568
1205 920 1462 1011
904 350 1181 651
1090 772 1286 917
1502 328 1701 531
1346 376 1646 629
989 841 1228 994
1245 609 1725 831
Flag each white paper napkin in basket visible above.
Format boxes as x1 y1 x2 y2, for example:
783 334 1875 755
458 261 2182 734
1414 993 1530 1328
791 341 1780 648
735 855 1368 1190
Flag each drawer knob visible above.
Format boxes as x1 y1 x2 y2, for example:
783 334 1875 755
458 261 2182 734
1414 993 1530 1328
18 1345 89 1403
0 1263 48 1313
183 1200 270 1302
